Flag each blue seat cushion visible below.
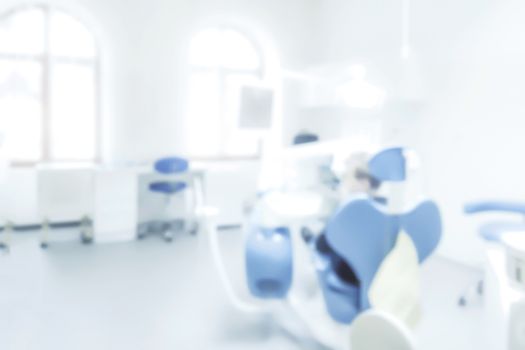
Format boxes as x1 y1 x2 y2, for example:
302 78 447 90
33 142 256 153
479 221 525 242
149 181 187 195
154 157 189 174
325 199 398 312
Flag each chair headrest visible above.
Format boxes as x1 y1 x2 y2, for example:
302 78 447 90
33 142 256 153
368 147 406 182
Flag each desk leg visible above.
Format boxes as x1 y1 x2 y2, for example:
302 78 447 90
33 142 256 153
0 221 12 253
190 174 206 236
40 220 49 249
81 216 94 244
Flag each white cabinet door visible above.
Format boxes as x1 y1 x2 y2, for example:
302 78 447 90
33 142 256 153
94 169 137 243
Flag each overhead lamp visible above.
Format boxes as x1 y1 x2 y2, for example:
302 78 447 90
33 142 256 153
336 64 386 109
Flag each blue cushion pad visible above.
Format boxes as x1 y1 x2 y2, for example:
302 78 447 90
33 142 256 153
149 181 187 194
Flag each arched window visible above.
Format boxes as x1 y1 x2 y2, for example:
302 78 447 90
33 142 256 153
187 27 264 157
0 5 99 163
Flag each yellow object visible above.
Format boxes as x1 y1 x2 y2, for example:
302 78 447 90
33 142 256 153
368 231 421 328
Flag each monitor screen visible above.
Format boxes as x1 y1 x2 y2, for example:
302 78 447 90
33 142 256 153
238 85 274 130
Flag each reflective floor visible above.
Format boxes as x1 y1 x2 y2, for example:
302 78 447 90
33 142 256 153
0 229 487 350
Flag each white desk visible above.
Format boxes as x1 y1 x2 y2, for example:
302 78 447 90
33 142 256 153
484 247 525 349
37 163 205 244
93 165 205 243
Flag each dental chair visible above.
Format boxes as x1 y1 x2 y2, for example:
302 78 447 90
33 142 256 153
230 147 441 349
459 201 525 306
313 148 442 326
140 156 189 242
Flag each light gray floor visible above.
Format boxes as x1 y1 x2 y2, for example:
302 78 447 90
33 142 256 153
0 229 488 350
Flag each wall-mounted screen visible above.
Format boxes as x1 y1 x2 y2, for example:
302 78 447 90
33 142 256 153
238 85 274 130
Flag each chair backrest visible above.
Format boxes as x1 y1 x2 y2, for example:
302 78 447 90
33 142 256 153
325 199 399 310
401 200 442 262
154 157 189 174
319 197 442 324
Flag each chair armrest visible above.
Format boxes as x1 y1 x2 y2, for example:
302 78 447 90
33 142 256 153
464 201 525 216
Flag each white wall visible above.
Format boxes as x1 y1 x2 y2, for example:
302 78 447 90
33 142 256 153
313 0 525 266
415 0 525 266
96 0 319 163
1 0 319 164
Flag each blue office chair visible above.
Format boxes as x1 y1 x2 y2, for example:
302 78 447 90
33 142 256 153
140 157 189 242
459 200 525 305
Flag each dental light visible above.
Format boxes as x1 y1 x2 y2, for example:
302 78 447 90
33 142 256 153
336 64 386 109
398 0 424 101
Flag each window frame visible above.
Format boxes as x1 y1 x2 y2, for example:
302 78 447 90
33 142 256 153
0 4 101 166
187 26 266 158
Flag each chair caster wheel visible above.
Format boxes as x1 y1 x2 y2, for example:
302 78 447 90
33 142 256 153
137 234 146 240
40 242 49 249
458 297 467 307
164 236 174 243
477 281 484 295
0 243 10 254
189 224 199 236
81 236 93 245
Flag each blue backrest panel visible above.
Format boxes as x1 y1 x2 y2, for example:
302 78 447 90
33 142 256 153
325 199 399 309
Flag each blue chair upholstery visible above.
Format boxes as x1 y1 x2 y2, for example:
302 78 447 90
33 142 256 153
313 234 362 323
293 132 319 145
141 156 190 241
322 199 398 318
245 226 293 299
154 157 189 174
149 157 189 195
315 198 442 324
401 201 442 262
368 147 406 182
149 181 187 195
